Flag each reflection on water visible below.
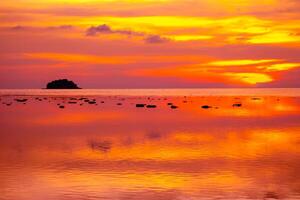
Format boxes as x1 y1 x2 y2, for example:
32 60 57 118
1 90 300 199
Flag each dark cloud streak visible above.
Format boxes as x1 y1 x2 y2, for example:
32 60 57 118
8 25 74 31
86 24 144 37
145 35 169 44
86 24 168 44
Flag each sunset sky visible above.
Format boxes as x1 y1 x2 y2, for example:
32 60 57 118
1 0 300 88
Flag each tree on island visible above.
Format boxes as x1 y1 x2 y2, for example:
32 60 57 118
46 79 81 89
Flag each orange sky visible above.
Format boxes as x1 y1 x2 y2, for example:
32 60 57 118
1 0 300 88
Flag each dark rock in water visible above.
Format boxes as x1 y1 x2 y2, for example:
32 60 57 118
46 79 81 89
233 103 242 107
170 105 178 109
201 105 212 109
264 192 279 199
14 98 28 102
117 103 122 106
68 101 77 104
146 105 157 108
147 132 161 140
136 104 146 108
101 101 105 103
89 141 111 153
167 103 173 106
88 101 96 104
59 105 65 109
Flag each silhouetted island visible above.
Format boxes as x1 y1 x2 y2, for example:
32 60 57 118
46 79 81 89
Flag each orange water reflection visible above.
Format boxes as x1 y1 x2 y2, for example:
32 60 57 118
1 95 300 199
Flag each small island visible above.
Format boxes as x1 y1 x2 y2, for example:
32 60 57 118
46 79 81 89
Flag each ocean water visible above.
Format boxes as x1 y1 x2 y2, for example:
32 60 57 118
1 88 300 96
1 88 300 200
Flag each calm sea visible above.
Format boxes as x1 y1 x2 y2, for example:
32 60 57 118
1 88 300 199
1 88 300 96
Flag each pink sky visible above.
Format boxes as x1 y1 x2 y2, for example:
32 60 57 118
1 0 300 88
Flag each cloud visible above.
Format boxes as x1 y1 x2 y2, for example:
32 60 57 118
133 57 300 86
9 25 74 31
86 24 113 36
144 35 169 44
86 24 168 44
86 24 143 37
46 25 74 30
